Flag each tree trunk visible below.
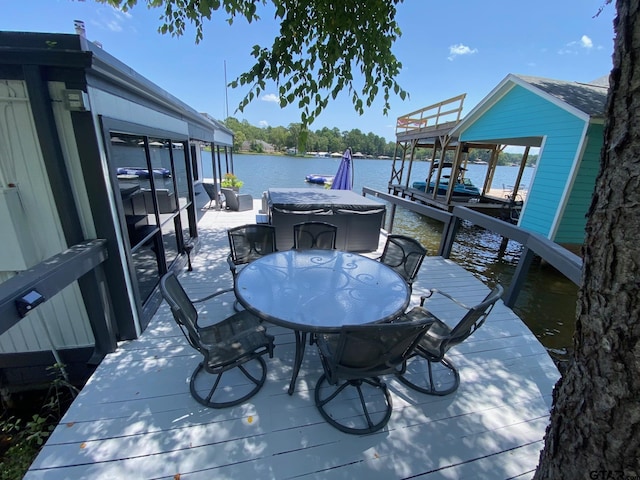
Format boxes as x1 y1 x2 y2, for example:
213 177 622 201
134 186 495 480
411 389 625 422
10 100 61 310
534 1 640 478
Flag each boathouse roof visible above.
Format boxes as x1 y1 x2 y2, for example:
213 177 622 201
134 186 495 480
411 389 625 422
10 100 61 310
513 74 609 118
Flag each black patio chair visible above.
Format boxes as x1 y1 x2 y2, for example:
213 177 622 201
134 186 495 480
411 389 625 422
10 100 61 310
397 284 504 396
227 224 277 311
160 272 275 408
202 182 219 209
293 221 338 250
378 234 427 292
314 318 432 434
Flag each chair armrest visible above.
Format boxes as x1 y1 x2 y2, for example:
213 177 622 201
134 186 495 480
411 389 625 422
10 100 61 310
226 254 238 276
419 288 471 310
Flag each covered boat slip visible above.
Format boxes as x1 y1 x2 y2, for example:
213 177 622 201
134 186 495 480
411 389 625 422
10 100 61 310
391 75 608 247
26 201 559 479
390 94 527 216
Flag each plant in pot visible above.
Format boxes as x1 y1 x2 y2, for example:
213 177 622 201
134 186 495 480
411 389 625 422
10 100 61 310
221 173 244 191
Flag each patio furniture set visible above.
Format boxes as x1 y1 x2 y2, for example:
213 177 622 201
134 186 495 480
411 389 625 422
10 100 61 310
160 222 503 435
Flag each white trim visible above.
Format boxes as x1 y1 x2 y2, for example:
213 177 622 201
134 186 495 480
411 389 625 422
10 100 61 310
452 74 592 137
517 135 545 227
452 74 516 136
509 76 591 123
548 122 590 240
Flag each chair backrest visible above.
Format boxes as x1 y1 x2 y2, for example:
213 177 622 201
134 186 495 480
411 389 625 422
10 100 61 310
445 284 504 351
202 182 217 202
319 319 431 381
379 235 427 285
159 272 201 351
221 188 239 210
228 224 277 266
293 221 337 250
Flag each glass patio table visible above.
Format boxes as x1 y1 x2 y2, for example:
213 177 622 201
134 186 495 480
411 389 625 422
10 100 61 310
234 249 411 394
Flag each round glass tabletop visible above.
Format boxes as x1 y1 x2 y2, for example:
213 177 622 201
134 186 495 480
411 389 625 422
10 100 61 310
235 249 410 332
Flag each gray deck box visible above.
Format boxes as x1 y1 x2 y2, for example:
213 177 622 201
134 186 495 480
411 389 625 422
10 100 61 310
267 188 386 251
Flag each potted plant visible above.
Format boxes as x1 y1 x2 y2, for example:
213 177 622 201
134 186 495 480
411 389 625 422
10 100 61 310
221 172 244 191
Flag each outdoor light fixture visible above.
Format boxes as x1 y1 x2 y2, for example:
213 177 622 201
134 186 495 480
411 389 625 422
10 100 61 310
62 89 90 112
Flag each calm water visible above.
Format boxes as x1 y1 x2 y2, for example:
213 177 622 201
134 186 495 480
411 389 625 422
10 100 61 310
204 153 577 364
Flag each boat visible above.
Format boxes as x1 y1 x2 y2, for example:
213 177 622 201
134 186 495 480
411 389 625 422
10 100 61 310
305 174 334 185
412 162 480 197
116 167 171 178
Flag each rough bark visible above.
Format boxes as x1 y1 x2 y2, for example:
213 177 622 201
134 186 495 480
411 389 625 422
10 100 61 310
534 1 640 478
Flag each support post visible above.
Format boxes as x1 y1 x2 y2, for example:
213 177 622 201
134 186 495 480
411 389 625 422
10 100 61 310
504 246 536 307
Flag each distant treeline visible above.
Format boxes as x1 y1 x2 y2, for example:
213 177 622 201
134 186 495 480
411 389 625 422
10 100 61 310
223 117 537 165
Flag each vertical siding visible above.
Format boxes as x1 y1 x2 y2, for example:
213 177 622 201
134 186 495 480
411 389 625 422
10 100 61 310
460 85 587 238
0 80 94 354
554 123 603 243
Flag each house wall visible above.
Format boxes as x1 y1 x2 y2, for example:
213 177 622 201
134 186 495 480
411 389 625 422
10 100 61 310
0 80 94 354
459 84 587 238
553 122 603 244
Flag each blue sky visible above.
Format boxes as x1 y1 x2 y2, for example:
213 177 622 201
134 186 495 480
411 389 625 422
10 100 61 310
1 1 616 142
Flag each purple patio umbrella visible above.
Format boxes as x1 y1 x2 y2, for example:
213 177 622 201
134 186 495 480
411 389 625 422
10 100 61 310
330 148 353 190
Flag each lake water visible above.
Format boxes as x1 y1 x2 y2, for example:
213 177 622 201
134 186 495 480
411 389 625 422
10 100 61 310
204 153 577 365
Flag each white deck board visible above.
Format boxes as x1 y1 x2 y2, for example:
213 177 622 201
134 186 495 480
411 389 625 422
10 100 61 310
26 200 559 479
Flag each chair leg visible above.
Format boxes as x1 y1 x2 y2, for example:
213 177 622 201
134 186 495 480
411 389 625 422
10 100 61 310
189 356 268 408
396 354 460 396
315 374 393 435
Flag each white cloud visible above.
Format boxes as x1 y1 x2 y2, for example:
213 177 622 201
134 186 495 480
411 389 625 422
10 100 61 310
448 44 478 61
259 120 269 127
581 35 593 49
261 93 280 103
559 35 594 55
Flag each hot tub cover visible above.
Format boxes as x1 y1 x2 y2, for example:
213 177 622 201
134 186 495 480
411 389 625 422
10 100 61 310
268 188 384 213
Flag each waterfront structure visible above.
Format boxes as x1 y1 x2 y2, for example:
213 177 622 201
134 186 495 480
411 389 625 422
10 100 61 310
451 74 607 245
0 31 233 389
389 75 608 247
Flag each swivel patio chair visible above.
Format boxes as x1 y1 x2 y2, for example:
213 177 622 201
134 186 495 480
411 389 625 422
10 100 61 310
314 318 432 434
397 284 504 396
160 272 275 408
227 224 277 311
293 221 338 250
378 234 427 292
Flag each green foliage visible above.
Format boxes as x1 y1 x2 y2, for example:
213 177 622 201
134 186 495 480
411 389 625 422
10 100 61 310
0 364 78 480
221 172 244 188
101 0 408 130
225 116 397 156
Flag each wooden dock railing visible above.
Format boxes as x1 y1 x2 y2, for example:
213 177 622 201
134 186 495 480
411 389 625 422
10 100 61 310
395 93 466 135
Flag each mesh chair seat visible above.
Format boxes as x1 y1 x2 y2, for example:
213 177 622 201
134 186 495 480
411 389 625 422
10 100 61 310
397 284 504 396
314 318 432 434
199 311 273 367
160 272 275 408
293 221 338 250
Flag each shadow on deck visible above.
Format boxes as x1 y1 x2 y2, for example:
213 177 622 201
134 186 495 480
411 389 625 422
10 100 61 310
26 200 558 479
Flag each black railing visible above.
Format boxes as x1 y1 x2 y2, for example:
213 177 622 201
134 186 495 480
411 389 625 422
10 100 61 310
362 187 582 307
0 239 117 363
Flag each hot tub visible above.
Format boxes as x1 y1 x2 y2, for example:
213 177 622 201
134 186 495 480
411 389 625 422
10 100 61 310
267 188 386 251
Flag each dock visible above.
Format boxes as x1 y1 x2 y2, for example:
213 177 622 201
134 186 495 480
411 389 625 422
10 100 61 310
25 200 559 479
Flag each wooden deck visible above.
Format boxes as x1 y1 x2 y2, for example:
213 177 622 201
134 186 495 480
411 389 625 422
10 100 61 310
26 200 559 479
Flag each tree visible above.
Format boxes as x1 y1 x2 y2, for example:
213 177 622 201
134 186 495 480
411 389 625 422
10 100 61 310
104 1 639 475
533 0 639 477
103 0 408 133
